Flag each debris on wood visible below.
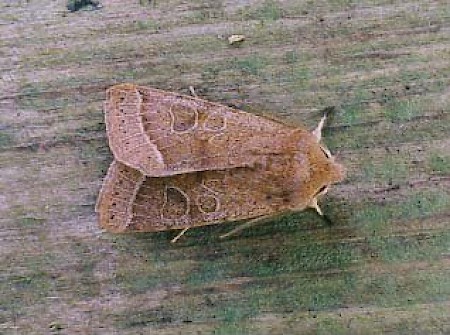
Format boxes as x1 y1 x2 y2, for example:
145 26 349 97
228 34 246 45
67 0 102 12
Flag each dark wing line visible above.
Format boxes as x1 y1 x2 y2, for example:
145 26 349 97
96 160 145 232
104 85 166 176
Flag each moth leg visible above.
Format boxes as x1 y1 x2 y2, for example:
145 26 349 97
219 215 273 239
321 214 334 226
308 200 334 226
171 227 189 243
312 114 327 142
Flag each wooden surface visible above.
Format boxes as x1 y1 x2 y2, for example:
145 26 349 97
1 1 450 334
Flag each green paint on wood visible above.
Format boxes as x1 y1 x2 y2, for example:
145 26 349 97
428 153 450 175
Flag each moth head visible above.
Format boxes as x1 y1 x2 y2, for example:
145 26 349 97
301 141 345 215
317 144 346 186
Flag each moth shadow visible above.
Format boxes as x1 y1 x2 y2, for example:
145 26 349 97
109 197 357 299
214 196 352 241
126 196 352 248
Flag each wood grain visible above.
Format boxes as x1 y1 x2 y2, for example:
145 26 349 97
1 1 449 334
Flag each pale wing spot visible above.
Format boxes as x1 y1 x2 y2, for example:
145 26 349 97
196 178 222 215
169 101 198 133
203 112 227 132
196 194 220 214
202 178 223 193
161 186 190 221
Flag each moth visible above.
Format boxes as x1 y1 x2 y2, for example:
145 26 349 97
96 84 345 242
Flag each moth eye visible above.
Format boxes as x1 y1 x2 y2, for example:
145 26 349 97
315 185 328 197
320 146 331 158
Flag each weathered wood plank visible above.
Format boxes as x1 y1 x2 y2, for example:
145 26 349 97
1 0 449 334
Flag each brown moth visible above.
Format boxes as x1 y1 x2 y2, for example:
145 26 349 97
96 84 345 241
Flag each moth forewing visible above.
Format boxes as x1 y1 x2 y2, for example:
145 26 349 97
105 84 298 177
97 152 316 234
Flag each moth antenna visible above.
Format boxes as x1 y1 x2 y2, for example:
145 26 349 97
312 115 326 142
308 198 323 216
312 106 335 142
321 214 334 226
171 227 190 243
